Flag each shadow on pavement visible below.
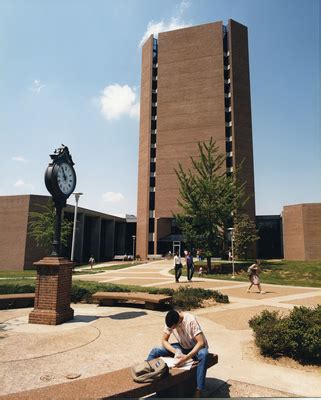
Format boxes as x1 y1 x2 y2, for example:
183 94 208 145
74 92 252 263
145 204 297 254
68 315 99 323
108 311 147 320
206 378 231 398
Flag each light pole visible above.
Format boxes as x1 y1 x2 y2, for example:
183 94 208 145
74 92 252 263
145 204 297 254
132 235 136 261
227 227 235 279
70 192 83 262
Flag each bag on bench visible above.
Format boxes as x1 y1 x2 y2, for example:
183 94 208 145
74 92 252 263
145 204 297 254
131 358 169 383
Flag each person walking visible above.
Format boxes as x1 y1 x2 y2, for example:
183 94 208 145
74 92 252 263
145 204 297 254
186 251 194 281
146 309 209 398
173 251 182 283
88 255 95 271
247 260 264 294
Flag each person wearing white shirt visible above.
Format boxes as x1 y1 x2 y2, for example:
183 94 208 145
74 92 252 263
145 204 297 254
147 310 209 397
173 252 182 282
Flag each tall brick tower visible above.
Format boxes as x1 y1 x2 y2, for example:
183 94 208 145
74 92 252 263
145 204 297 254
136 20 256 259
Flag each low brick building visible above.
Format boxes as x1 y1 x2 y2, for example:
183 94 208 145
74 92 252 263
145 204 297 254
0 195 134 271
282 203 321 261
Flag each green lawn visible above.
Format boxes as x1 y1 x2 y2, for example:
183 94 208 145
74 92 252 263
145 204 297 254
0 262 143 279
189 259 321 287
73 262 144 274
0 270 37 278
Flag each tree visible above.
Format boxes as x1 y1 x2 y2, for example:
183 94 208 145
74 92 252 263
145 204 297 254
233 214 260 260
174 138 247 272
28 199 73 253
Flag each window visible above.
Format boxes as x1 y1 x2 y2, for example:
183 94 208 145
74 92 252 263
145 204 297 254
151 120 157 130
226 141 232 153
149 192 155 210
226 157 233 168
151 134 156 144
149 218 155 232
225 97 231 108
152 92 157 103
150 176 155 187
148 241 154 253
150 147 156 158
150 162 156 173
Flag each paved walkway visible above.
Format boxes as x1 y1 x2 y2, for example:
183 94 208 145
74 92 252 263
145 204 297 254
0 260 320 398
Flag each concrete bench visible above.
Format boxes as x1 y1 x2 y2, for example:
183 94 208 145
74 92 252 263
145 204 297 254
92 291 172 310
1 353 218 399
0 293 35 310
148 254 163 260
113 255 132 261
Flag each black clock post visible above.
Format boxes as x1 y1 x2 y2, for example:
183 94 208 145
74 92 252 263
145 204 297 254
29 145 76 326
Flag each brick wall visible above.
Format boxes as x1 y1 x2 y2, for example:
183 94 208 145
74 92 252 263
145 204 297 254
136 35 154 260
283 203 321 260
0 195 30 270
156 22 226 219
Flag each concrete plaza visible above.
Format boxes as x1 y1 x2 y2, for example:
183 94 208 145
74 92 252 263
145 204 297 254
0 260 320 398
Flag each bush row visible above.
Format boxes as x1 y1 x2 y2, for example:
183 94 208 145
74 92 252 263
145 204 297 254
0 280 229 310
249 306 321 365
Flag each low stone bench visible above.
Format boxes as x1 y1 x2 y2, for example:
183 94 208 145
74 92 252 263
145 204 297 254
0 293 35 310
92 291 172 310
1 354 218 399
113 255 132 261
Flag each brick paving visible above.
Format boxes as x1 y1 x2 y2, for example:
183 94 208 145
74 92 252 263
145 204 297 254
1 259 320 398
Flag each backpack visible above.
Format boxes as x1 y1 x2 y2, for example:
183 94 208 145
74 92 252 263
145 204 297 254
131 358 169 383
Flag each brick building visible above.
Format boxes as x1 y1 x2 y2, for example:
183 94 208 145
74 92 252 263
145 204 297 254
282 203 321 260
136 20 256 259
0 195 135 271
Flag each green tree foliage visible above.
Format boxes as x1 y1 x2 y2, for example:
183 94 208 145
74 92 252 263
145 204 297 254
233 214 259 259
174 138 246 271
28 200 73 252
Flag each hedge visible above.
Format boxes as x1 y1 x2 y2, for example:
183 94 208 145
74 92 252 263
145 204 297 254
249 305 321 365
1 280 229 311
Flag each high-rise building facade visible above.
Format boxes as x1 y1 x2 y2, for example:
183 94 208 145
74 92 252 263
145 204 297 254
136 20 256 259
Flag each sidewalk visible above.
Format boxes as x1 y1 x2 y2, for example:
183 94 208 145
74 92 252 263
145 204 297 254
0 260 320 398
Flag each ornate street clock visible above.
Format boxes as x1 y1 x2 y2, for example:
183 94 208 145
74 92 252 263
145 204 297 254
45 145 76 256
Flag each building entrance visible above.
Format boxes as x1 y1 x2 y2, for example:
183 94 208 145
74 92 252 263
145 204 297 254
173 241 181 256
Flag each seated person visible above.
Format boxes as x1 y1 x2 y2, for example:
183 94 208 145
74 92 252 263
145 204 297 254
146 310 209 397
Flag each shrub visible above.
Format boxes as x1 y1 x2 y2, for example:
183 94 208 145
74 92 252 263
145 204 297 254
172 286 229 310
1 280 228 311
0 280 35 294
249 306 321 365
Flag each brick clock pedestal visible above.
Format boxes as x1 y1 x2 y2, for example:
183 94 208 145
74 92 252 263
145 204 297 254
29 257 75 325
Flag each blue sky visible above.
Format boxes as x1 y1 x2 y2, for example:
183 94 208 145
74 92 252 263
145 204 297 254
0 0 320 217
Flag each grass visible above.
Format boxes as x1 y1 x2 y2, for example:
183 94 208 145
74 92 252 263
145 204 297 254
0 262 141 279
73 262 144 274
0 270 37 279
189 259 321 287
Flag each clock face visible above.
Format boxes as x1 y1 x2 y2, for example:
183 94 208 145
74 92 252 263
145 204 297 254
57 163 76 195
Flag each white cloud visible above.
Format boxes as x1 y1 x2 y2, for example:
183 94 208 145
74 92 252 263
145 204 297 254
12 156 28 163
99 84 140 121
14 179 34 190
139 0 191 47
102 192 125 203
29 79 46 93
